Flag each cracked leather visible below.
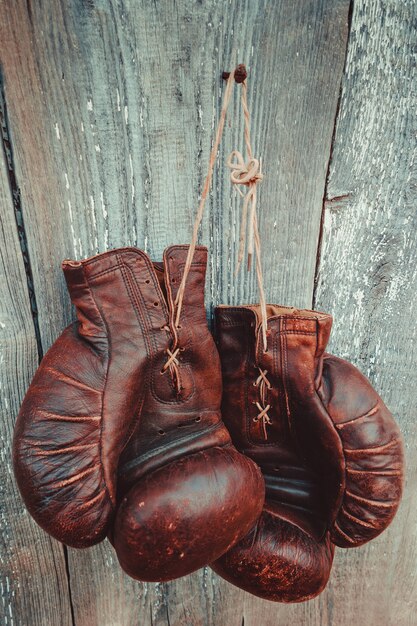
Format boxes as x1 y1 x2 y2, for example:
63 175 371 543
13 247 264 582
211 305 404 602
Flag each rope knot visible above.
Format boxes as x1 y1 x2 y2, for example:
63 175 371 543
224 79 268 353
227 150 263 188
173 63 268 353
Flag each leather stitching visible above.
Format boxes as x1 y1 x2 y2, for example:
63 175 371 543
115 261 154 445
339 505 378 529
121 259 197 406
119 419 224 473
281 319 292 424
82 269 114 510
332 520 356 544
87 267 121 280
118 260 155 355
244 318 257 446
334 402 379 428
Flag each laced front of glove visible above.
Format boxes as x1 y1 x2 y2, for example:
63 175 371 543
253 367 272 439
212 304 404 602
160 323 182 395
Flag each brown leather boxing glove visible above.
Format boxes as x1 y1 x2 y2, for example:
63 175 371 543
14 250 127 549
13 247 264 582
109 246 264 581
211 305 404 602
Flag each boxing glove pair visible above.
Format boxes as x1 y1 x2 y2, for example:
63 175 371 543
13 246 264 581
13 248 404 593
211 304 404 601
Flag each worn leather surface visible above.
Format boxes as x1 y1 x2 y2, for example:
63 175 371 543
13 247 264 580
110 247 264 581
215 512 335 603
211 305 404 601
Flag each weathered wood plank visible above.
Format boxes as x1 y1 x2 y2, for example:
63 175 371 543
68 553 241 626
0 110 73 625
313 1 417 625
0 0 380 624
211 0 351 313
0 0 350 345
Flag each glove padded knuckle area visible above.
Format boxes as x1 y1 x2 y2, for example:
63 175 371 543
322 356 404 547
13 325 111 548
212 512 334 603
113 446 265 581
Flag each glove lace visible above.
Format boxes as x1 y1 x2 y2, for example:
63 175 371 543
173 60 268 353
253 368 272 439
160 325 181 394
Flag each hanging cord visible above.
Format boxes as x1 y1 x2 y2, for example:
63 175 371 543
226 80 268 351
163 66 237 393
227 83 263 273
173 62 268 354
173 65 237 327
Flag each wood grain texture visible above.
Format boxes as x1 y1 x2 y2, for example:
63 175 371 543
0 0 350 351
314 1 417 625
2 0 415 624
0 1 350 625
0 118 73 625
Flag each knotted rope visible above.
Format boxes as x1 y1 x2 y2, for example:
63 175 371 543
226 151 263 271
172 62 268 362
225 77 267 350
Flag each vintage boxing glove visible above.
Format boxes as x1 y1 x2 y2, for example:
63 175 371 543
13 247 264 581
14 250 126 548
211 305 404 602
110 246 264 581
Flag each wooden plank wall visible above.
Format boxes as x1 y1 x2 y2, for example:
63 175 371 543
314 2 417 624
0 89 73 625
0 0 415 624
